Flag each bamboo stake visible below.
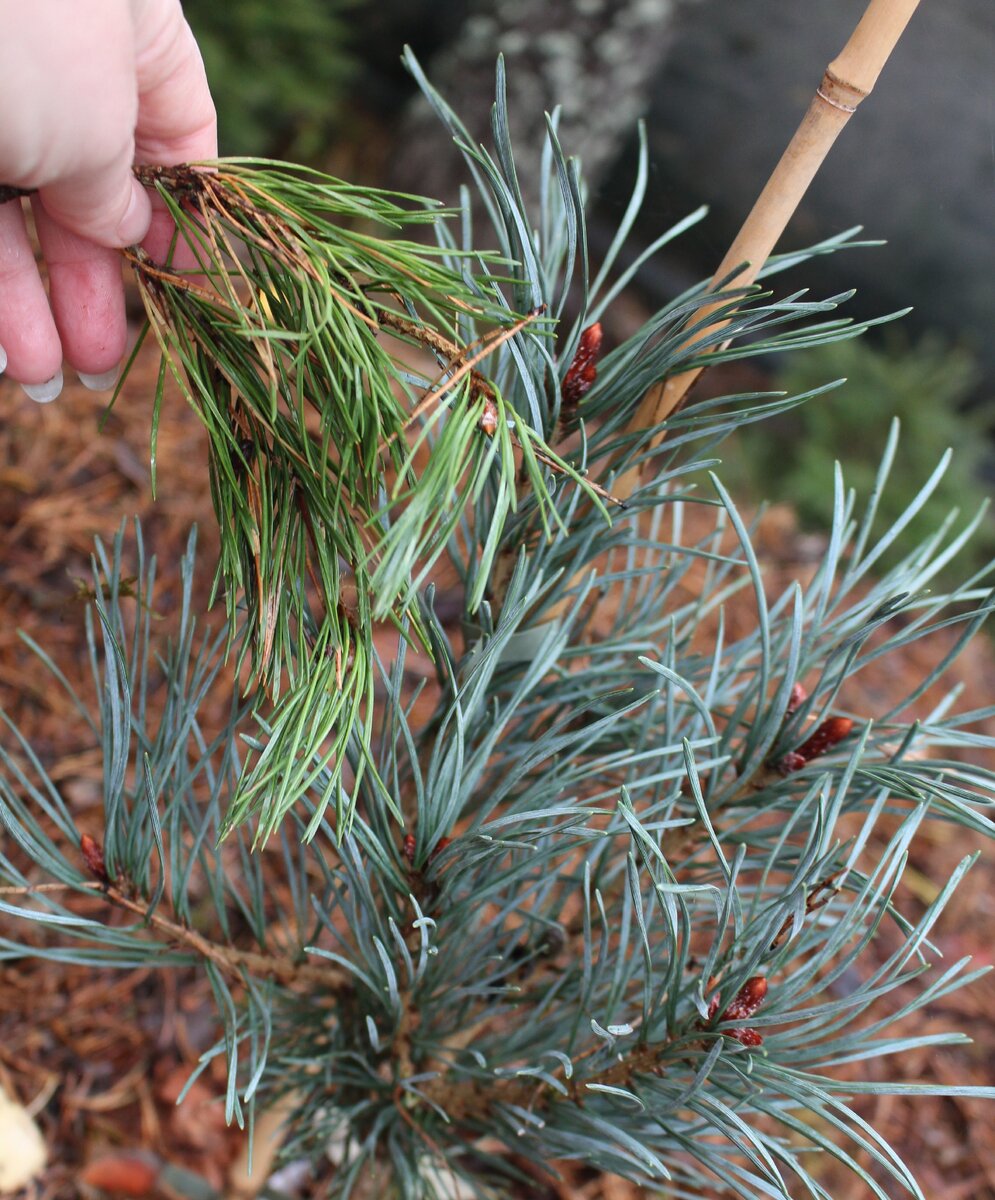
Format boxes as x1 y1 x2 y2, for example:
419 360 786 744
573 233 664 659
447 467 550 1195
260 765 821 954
616 0 921 497
526 0 922 624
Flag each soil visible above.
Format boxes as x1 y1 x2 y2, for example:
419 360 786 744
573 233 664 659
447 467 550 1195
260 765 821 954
1 334 993 1200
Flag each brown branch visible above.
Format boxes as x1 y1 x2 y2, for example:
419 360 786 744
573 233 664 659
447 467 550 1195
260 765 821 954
0 184 33 205
97 881 348 992
0 880 105 896
770 870 845 950
373 306 496 405
378 305 545 454
1 866 348 991
419 1034 670 1125
123 246 236 310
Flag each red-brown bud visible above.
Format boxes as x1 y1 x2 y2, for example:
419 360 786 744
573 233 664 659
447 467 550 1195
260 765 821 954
704 974 768 1038
562 323 603 406
432 836 452 859
402 833 416 864
785 682 808 715
796 717 854 763
777 751 807 775
723 975 768 1022
80 833 109 884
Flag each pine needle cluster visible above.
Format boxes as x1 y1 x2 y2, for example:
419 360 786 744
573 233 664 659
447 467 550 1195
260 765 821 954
121 145 601 840
2 54 993 1199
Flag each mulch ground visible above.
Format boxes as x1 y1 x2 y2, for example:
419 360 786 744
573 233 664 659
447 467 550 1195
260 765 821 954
1 330 993 1199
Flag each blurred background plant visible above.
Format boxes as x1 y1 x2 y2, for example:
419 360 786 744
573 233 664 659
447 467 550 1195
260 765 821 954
184 0 360 159
723 335 994 578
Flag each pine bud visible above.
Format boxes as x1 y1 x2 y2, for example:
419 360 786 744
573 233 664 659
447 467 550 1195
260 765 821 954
402 833 416 864
431 836 452 859
562 323 603 406
80 833 109 884
785 682 808 715
729 1027 763 1048
796 717 853 763
703 976 768 1048
705 974 768 1024
723 975 768 1021
778 716 853 773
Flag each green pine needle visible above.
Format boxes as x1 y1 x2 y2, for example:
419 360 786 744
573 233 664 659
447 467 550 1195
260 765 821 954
123 159 610 837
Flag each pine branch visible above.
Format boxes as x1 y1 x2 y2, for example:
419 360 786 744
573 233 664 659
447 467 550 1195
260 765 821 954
0 183 32 204
419 1037 673 1124
93 875 348 992
128 159 614 840
2 159 615 839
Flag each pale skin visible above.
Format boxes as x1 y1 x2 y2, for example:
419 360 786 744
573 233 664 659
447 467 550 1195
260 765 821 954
0 0 216 400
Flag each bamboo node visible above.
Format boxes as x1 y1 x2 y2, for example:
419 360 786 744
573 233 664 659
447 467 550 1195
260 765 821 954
816 69 866 114
816 86 857 114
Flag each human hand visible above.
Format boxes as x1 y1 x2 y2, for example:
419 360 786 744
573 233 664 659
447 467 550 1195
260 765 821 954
0 0 216 401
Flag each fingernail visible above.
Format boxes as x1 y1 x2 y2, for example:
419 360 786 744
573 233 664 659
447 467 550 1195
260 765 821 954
78 364 121 392
22 369 64 404
116 179 151 246
0 343 7 374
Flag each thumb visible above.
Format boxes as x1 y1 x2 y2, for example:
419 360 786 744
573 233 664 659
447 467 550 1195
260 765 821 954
37 157 152 249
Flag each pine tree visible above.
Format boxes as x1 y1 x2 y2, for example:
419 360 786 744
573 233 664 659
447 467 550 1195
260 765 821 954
2 51 994 1200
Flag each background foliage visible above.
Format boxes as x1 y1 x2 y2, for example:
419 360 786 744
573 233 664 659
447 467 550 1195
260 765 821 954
184 0 359 159
725 335 993 577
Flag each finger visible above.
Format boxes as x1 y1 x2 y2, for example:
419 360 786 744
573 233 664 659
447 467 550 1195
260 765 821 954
0 200 64 390
13 1 151 248
31 199 128 380
131 0 217 268
39 170 152 252
132 0 218 165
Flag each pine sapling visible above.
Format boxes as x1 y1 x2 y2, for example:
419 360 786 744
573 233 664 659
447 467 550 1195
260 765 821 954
1 29 993 1200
